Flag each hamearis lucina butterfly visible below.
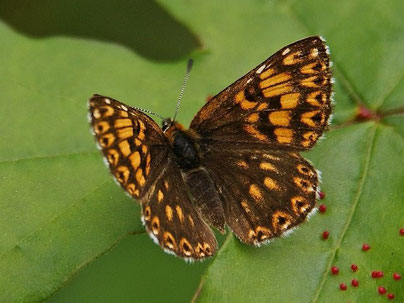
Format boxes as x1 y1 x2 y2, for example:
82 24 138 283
88 36 333 261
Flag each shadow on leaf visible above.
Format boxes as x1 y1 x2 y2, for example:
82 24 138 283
0 0 201 61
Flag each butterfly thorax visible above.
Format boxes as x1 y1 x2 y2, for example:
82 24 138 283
163 121 200 170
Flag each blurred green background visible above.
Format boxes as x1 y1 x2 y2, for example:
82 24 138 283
0 0 403 302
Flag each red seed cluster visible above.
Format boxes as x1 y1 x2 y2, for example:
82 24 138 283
339 283 347 291
322 231 330 239
319 191 326 199
393 273 401 280
331 266 339 275
387 293 395 300
362 243 371 251
378 286 386 295
351 264 358 272
399 228 404 236
372 271 384 278
318 204 327 213
351 279 359 287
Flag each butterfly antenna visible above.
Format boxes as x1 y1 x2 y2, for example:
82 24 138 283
132 106 164 120
173 59 193 121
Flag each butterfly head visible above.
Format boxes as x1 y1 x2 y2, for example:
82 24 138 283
162 118 173 133
162 118 187 136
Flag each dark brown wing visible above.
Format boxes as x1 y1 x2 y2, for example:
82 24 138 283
201 147 319 245
190 36 332 151
88 95 217 260
141 156 217 260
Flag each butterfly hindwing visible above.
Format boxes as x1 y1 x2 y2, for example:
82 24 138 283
201 148 318 245
141 158 218 260
191 36 332 151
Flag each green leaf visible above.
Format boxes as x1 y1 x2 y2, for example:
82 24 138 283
0 0 403 302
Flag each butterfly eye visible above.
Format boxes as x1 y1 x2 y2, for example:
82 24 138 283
162 118 172 132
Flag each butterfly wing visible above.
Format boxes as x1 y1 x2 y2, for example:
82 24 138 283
88 95 217 260
190 36 332 151
88 94 168 198
141 156 218 260
201 147 319 244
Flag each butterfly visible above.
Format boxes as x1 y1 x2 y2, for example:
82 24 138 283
88 36 332 261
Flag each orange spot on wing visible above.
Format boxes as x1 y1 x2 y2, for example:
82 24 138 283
301 131 319 147
165 205 173 221
306 91 323 107
283 51 302 65
274 128 293 144
127 183 139 197
269 111 291 126
301 76 319 87
235 91 245 103
300 62 318 74
249 184 263 201
245 125 268 141
260 73 291 89
257 103 268 111
262 84 292 97
176 205 184 222
115 166 130 184
280 93 300 109
116 127 133 139
259 68 276 79
259 162 277 171
157 190 164 203
118 140 131 157
94 121 110 134
129 151 141 170
301 110 323 127
114 118 132 129
107 149 119 166
247 113 259 123
264 177 280 190
99 133 115 147
136 168 146 186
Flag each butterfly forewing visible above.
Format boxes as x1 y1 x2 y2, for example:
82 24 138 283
88 94 168 198
190 36 332 151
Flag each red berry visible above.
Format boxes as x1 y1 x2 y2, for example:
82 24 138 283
362 243 371 251
393 273 401 280
331 266 339 275
387 293 395 300
351 279 359 287
356 105 374 120
319 204 327 213
319 191 326 199
322 231 330 239
400 228 404 236
351 264 358 272
377 271 384 278
339 283 347 291
378 286 386 295
372 271 379 278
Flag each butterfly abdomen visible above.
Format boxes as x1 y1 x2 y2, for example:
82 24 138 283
167 124 226 232
183 168 225 232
